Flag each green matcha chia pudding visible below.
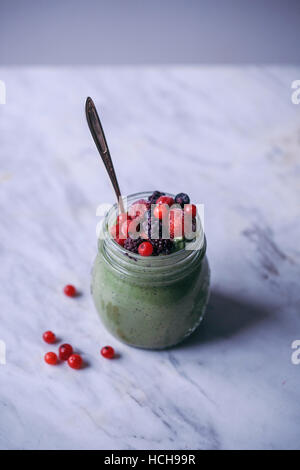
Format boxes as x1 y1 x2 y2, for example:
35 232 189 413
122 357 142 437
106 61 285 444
91 191 210 349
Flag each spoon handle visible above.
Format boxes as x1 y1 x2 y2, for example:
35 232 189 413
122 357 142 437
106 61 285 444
85 97 124 212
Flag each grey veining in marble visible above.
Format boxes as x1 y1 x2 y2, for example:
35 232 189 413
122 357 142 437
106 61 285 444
0 66 300 450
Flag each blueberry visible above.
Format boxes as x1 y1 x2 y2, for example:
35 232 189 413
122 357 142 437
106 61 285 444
175 192 190 207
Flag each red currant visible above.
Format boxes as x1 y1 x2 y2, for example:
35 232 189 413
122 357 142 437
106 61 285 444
128 200 149 218
169 208 184 238
117 213 130 226
121 219 131 238
110 224 120 238
153 204 169 220
138 241 153 256
64 285 77 297
184 204 197 218
68 354 83 370
156 195 175 207
115 236 125 247
44 352 58 365
43 331 56 344
101 346 115 359
59 343 73 361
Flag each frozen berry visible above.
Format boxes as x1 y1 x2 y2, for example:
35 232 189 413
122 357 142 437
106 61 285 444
68 354 83 370
151 239 174 255
121 219 131 238
117 213 130 226
128 199 149 218
110 224 120 238
64 285 77 297
59 343 73 361
140 231 149 240
169 208 184 238
43 331 56 344
124 237 143 253
148 191 165 204
101 346 115 359
115 236 125 247
184 204 197 218
156 195 175 207
142 210 162 239
44 352 58 365
153 204 169 220
175 193 190 207
138 241 153 256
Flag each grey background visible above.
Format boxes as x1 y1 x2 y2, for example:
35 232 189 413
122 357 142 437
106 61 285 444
1 0 300 65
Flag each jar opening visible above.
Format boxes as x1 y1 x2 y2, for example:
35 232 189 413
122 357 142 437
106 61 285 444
98 191 206 284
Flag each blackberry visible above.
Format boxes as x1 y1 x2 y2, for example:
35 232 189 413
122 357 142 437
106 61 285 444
124 237 142 254
151 239 174 256
142 212 162 239
148 190 165 205
185 217 197 241
142 209 166 239
175 192 190 208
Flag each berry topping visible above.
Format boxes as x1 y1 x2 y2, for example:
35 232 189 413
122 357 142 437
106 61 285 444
43 331 56 344
110 190 196 256
138 241 153 256
128 199 149 218
156 195 175 207
101 346 115 359
169 208 184 238
148 191 165 204
44 352 58 365
115 236 125 247
184 204 197 218
110 224 120 238
121 219 131 238
124 237 143 253
151 239 174 255
117 213 131 226
68 354 83 370
175 192 190 207
59 343 73 361
143 215 162 239
64 285 77 297
153 204 169 220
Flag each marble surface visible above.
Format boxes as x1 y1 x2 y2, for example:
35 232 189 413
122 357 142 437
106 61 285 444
0 66 300 450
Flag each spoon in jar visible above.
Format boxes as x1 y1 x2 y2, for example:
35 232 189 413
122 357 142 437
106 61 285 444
85 97 125 213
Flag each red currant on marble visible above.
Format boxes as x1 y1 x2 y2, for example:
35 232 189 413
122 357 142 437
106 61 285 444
43 330 56 344
44 352 58 365
138 241 153 256
64 285 77 297
101 346 115 359
67 354 83 369
59 343 73 361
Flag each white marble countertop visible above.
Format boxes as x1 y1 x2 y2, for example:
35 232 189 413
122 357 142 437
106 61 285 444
0 66 300 450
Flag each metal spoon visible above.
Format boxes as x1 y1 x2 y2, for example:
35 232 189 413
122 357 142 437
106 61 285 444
85 97 125 213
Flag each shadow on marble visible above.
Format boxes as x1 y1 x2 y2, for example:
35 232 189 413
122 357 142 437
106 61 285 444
176 290 271 349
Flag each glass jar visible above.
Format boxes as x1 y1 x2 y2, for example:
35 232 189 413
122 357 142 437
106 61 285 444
91 192 210 349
